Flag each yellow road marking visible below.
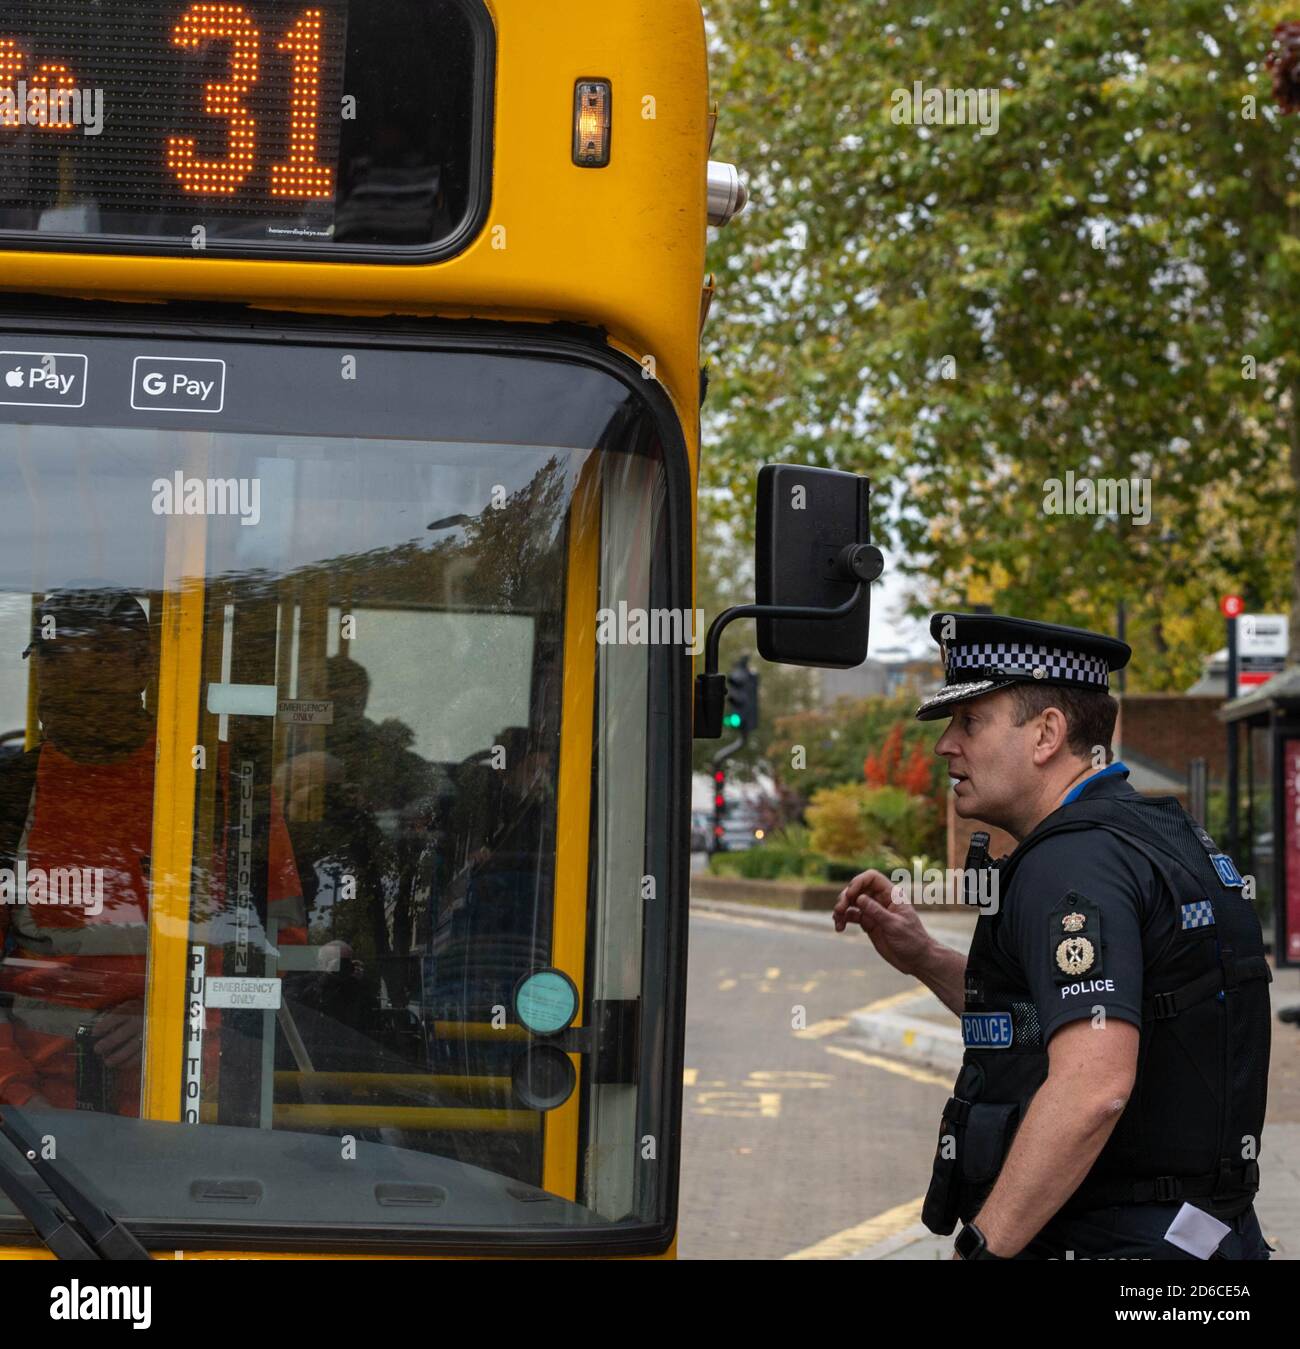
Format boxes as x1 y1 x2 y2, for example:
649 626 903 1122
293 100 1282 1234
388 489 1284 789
764 966 781 979
794 1017 849 1040
824 1044 951 1087
683 1068 698 1086
784 1196 926 1260
718 978 737 991
694 1091 782 1118
793 987 930 1041
747 1070 833 1089
854 986 930 1015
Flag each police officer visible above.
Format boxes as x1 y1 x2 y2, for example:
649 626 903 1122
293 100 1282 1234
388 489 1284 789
833 613 1272 1260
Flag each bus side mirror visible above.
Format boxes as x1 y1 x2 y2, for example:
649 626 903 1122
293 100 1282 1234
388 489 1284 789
754 465 878 668
693 465 882 737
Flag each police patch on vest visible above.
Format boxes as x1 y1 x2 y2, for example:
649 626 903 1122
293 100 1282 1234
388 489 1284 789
1048 894 1103 983
962 1011 1013 1048
1180 899 1215 930
1209 854 1244 888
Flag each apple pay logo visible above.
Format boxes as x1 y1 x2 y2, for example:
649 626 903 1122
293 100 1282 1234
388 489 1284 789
131 356 226 413
0 352 88 408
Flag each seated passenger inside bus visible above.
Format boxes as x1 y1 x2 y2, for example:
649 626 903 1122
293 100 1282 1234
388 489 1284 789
0 588 304 1114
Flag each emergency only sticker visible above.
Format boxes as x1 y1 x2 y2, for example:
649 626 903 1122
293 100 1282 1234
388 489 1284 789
277 698 334 725
206 976 282 1009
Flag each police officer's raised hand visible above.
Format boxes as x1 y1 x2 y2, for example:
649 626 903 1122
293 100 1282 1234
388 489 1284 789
832 869 932 976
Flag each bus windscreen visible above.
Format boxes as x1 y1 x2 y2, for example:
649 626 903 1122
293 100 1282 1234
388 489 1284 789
0 0 491 258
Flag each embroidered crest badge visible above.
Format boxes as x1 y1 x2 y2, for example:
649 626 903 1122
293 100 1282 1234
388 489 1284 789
1055 935 1095 976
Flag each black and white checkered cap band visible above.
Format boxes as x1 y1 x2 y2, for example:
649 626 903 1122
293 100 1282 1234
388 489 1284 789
945 641 1109 688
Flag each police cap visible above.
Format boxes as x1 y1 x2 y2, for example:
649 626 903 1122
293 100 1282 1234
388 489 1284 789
915 612 1131 722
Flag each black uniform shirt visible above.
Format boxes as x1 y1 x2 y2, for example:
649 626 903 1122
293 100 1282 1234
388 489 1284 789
997 765 1173 1045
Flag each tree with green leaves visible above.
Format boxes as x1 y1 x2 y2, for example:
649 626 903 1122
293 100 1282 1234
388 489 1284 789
704 0 1300 686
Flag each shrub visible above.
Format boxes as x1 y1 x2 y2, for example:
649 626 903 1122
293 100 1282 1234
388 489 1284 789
858 785 938 861
823 851 905 884
705 824 831 881
806 783 874 858
707 851 747 877
766 823 813 854
807 782 938 862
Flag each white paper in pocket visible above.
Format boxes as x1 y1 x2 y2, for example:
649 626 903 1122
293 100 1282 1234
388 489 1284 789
1164 1203 1232 1259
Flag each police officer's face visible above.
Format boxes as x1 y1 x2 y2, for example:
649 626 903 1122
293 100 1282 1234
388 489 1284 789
933 690 1032 826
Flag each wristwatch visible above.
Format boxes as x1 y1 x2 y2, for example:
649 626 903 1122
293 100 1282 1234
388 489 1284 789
954 1221 1003 1260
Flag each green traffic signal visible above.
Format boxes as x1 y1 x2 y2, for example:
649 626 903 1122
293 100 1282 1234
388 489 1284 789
724 660 759 733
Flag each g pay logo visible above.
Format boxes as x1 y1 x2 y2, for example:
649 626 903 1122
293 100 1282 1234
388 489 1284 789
0 351 87 407
131 356 226 413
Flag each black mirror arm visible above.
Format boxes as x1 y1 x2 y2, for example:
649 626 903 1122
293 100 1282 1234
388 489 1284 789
694 579 869 739
694 542 881 739
702 581 866 674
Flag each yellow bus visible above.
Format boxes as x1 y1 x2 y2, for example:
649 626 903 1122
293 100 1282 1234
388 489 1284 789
0 0 873 1261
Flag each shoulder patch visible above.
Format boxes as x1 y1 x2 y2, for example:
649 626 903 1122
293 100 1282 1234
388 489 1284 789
1180 899 1216 930
1209 854 1244 888
1048 892 1104 983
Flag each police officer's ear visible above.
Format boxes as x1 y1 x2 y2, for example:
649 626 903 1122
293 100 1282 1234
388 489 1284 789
1029 704 1073 765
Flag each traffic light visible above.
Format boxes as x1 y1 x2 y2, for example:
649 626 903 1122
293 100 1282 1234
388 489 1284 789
711 766 727 853
725 658 759 734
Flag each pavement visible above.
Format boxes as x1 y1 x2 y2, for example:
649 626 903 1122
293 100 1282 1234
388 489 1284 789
689 895 1300 1260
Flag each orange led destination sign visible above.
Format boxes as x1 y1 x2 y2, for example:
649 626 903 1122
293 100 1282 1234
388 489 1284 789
0 0 492 259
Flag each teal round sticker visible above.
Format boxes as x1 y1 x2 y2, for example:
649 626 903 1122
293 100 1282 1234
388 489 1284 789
515 970 578 1035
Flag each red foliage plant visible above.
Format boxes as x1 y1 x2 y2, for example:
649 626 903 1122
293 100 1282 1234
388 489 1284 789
864 720 945 813
900 742 933 796
863 722 905 787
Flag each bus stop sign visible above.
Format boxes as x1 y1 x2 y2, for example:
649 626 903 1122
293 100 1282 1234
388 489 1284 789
1239 613 1288 689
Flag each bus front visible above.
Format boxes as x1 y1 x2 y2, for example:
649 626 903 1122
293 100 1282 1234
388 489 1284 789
0 0 714 1258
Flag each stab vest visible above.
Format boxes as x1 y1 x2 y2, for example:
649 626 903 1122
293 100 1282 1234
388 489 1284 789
922 791 1272 1236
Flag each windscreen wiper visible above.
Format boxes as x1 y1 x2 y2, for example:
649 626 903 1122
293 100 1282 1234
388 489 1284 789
0 1107 150 1260
0 1145 98 1259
